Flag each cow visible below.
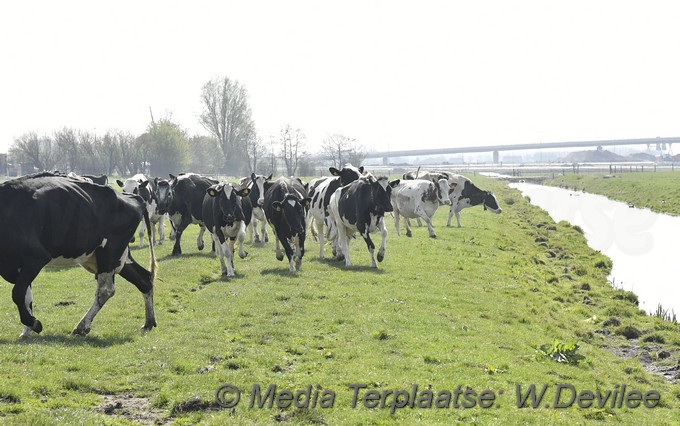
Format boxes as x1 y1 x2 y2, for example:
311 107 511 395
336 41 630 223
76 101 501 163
155 173 218 256
307 164 364 259
202 183 252 277
447 177 502 227
418 171 502 227
328 175 400 268
263 177 311 272
391 178 452 238
0 172 157 337
116 174 166 247
240 173 273 244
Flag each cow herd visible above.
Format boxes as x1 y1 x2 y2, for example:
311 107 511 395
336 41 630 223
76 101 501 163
0 167 501 336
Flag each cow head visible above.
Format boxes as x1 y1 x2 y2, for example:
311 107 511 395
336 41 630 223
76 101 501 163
369 176 400 214
436 178 452 206
271 194 312 235
207 183 250 227
483 191 502 214
154 177 174 215
250 173 273 207
330 164 364 186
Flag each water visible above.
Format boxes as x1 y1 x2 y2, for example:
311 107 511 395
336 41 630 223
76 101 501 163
510 182 679 316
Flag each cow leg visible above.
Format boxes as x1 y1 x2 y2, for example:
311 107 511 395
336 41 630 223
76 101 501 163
19 285 36 338
273 231 285 261
158 215 165 245
316 216 326 258
290 235 302 271
415 206 436 238
262 219 269 243
138 220 146 248
249 215 257 244
393 211 401 237
237 222 248 259
12 260 46 337
358 223 377 268
118 253 156 331
73 271 116 336
197 225 206 251
377 218 388 264
447 205 456 227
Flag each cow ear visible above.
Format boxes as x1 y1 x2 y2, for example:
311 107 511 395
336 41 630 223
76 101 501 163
116 179 124 188
267 173 273 180
237 187 250 197
154 177 159 185
251 172 256 181
389 179 401 188
272 201 283 212
207 187 219 197
169 174 176 180
139 180 150 189
358 166 364 173
302 197 312 208
329 167 340 176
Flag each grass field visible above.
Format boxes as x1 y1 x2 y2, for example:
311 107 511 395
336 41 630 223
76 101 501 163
546 171 680 216
1 177 679 425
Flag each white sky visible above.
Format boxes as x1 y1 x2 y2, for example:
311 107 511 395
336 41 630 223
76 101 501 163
2 1 680 155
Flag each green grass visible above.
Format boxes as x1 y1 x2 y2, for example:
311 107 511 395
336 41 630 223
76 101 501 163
546 171 680 216
1 177 679 424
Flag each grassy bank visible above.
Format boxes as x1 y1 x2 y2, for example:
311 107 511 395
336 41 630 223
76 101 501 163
0 177 679 425
546 172 680 216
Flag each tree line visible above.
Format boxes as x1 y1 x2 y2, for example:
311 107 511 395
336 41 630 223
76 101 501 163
7 76 365 178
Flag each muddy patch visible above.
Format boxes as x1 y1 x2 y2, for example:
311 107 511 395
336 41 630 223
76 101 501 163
603 338 680 383
100 394 168 424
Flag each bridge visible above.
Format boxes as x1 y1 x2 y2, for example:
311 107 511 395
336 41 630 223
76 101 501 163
363 137 679 162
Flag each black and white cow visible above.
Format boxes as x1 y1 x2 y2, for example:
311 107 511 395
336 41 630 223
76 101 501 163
117 174 166 247
328 175 400 268
240 173 273 244
307 164 364 259
0 172 157 336
447 177 502 227
202 183 252 277
155 173 218 256
263 177 311 272
391 178 451 238
419 171 502 227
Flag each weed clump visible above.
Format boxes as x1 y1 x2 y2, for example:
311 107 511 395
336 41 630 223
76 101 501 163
616 325 642 340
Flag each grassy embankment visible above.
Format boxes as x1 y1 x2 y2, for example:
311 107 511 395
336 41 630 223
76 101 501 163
546 171 680 216
0 177 679 425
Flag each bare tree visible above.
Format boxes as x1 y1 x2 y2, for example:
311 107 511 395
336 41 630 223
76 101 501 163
279 125 306 176
244 134 266 174
199 76 255 174
321 133 366 168
10 132 60 171
95 132 121 175
54 127 80 172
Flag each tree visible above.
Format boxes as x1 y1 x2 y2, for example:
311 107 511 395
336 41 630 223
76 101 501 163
10 132 60 172
244 134 266 174
140 118 189 177
114 130 142 175
95 131 121 175
199 76 256 175
54 127 80 172
279 124 306 176
321 133 366 168
188 135 224 174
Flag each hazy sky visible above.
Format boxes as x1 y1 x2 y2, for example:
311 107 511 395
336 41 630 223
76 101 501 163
2 1 680 155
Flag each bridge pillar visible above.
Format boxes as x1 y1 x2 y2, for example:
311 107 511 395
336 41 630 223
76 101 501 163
382 156 389 165
493 151 499 163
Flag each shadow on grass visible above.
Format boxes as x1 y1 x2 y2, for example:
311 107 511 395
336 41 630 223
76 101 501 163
197 272 246 285
313 257 386 273
2 333 135 347
157 251 216 262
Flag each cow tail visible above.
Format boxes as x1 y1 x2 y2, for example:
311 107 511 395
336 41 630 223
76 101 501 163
143 207 158 282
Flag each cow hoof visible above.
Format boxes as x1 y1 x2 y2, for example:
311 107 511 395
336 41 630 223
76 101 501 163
430 234 437 239
198 243 205 251
239 251 248 259
72 327 90 336
276 252 284 261
31 319 43 334
254 237 261 243
142 321 157 331
406 231 412 238
171 250 181 256
377 253 385 262
264 236 269 243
